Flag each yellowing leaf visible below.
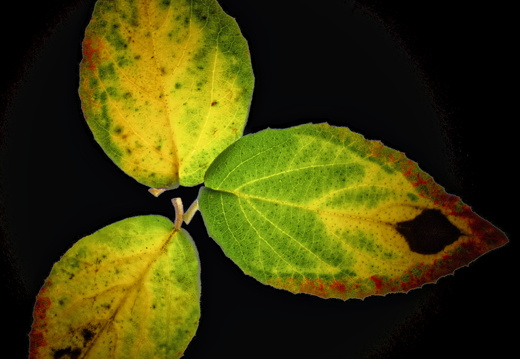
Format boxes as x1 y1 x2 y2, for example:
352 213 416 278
198 123 508 300
79 0 254 190
29 216 200 358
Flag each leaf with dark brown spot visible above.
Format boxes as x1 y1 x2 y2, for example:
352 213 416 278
29 216 200 359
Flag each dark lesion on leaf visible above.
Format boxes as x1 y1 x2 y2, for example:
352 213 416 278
396 209 463 254
53 347 82 359
82 328 94 345
54 324 100 359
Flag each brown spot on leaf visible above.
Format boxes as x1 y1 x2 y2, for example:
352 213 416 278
82 328 94 345
53 347 82 359
396 209 463 254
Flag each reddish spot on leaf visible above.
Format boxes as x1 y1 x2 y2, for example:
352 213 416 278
370 275 383 291
329 280 346 294
82 37 104 71
30 292 52 358
300 278 327 297
412 173 429 187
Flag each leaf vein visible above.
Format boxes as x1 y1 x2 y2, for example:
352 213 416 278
238 197 305 278
245 197 339 274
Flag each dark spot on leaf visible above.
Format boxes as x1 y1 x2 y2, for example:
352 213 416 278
396 209 462 254
82 328 94 344
211 101 218 106
53 347 81 359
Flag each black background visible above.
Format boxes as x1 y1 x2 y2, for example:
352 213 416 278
1 0 515 358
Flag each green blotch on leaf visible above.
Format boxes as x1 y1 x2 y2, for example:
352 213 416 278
324 186 392 209
161 0 172 8
407 192 419 202
97 63 116 80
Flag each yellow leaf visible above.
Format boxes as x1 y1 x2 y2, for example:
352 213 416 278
29 216 200 358
79 0 254 190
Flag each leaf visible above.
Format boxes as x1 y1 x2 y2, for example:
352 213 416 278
29 215 200 358
79 0 254 190
198 123 508 300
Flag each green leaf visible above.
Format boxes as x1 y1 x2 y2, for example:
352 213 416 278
29 216 200 358
198 123 508 300
79 0 254 190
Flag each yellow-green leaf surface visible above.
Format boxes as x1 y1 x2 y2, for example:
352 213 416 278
30 216 200 358
79 0 254 190
198 123 508 300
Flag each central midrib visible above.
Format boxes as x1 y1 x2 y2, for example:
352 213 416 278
145 1 183 181
210 187 402 229
79 227 179 358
